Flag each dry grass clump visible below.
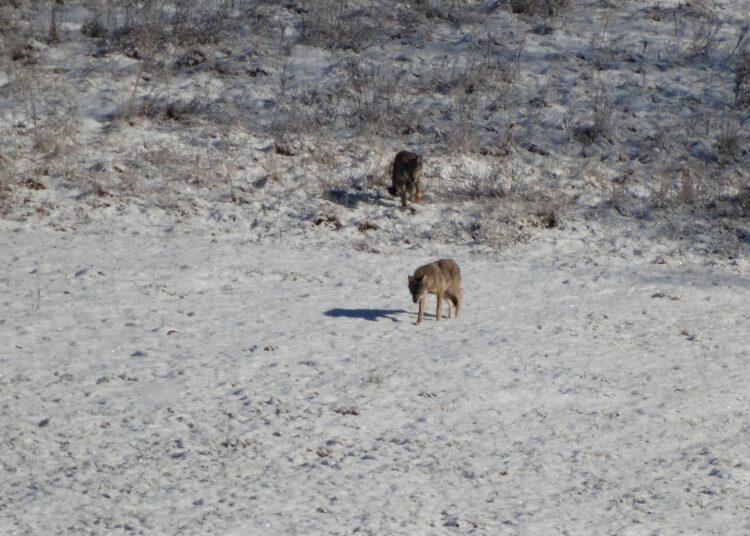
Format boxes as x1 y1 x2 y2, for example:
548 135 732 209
0 153 16 216
714 120 743 163
508 0 568 18
345 60 408 134
733 50 750 106
297 0 376 51
82 1 231 61
571 83 613 147
81 15 108 39
414 0 479 23
30 111 78 164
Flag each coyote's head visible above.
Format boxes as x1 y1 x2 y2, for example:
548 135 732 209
406 154 422 178
408 274 427 303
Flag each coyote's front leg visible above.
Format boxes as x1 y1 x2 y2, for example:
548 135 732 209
435 292 444 321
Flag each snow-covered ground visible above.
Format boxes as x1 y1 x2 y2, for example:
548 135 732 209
2 0 750 534
2 218 749 534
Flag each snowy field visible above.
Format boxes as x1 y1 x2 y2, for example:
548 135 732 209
2 219 749 534
2 0 750 534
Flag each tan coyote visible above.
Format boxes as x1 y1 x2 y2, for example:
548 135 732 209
387 150 423 209
407 259 462 324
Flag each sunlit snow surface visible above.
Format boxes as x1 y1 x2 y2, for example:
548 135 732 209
2 222 748 534
2 0 750 533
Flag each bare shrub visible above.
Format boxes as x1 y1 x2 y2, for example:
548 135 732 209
509 0 568 18
419 0 477 23
345 60 404 133
445 93 482 154
33 114 78 161
590 21 625 71
171 11 226 46
114 69 204 124
453 172 506 199
261 150 283 184
440 156 508 200
298 0 366 51
174 48 207 69
0 153 16 217
288 81 345 132
81 15 108 38
714 120 743 163
678 163 711 204
7 68 40 129
684 18 722 61
90 1 228 60
656 171 672 203
574 83 612 147
733 50 750 105
592 84 613 140
735 181 750 215
458 41 512 93
425 42 512 97
652 162 722 207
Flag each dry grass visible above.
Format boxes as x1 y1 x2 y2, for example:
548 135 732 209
33 112 78 162
297 0 371 51
509 0 569 18
0 153 16 216
715 120 743 163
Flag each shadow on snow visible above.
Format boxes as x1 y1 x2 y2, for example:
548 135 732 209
324 308 410 322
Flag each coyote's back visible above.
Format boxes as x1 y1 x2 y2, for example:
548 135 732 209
408 258 462 324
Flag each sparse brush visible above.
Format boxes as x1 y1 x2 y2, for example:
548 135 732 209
420 0 476 23
0 155 16 217
509 0 568 18
460 173 506 199
715 120 743 163
679 166 703 204
345 60 403 133
114 70 204 124
87 1 228 60
33 112 78 163
735 181 750 215
684 18 722 61
290 81 345 132
81 15 108 39
573 83 612 147
262 151 283 184
298 0 364 51
362 370 385 387
590 19 625 71
656 172 672 203
592 84 612 141
447 94 481 154
733 50 750 105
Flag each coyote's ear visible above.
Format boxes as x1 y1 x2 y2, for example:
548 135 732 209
416 155 423 163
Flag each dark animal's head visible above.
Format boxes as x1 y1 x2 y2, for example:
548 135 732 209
408 154 423 178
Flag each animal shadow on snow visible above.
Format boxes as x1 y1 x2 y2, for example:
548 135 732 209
324 188 387 209
324 308 410 322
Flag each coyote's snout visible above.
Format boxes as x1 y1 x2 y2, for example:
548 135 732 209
387 150 423 209
408 258 462 324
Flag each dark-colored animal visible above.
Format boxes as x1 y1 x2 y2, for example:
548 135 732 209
387 150 423 209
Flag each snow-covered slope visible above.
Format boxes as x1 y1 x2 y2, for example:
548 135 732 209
2 1 750 534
